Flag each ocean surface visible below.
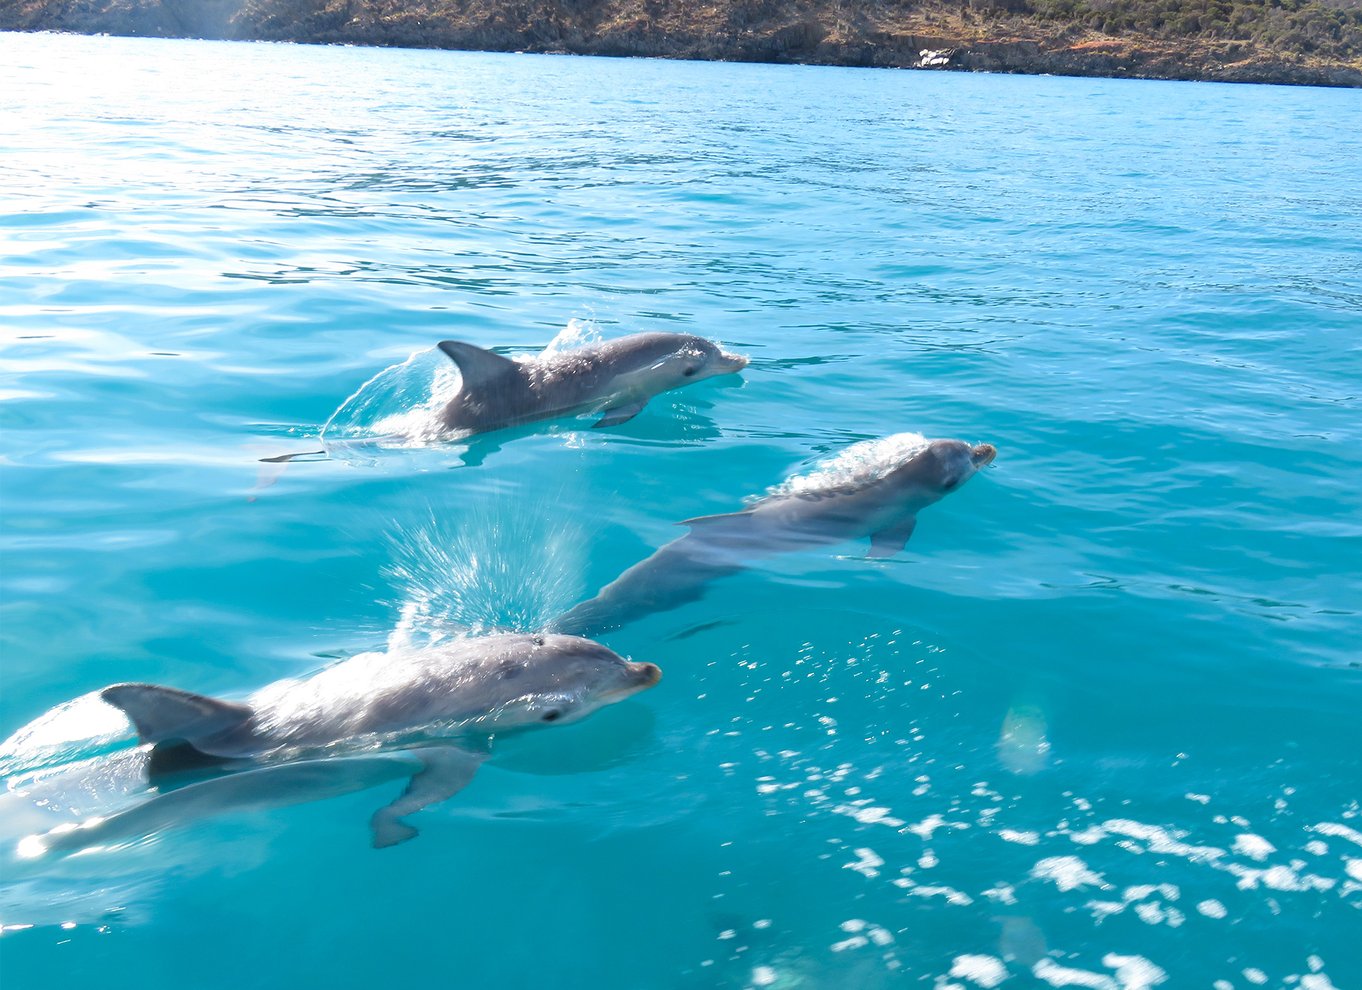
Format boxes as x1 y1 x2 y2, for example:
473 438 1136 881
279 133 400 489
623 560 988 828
2 30 1360 990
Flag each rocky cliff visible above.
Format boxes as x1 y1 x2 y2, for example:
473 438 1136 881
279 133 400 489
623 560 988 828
3 0 1359 87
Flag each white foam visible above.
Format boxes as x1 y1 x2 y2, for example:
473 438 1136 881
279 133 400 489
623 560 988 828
1196 899 1227 919
1313 822 1362 849
1133 902 1184 927
1100 819 1224 863
845 847 883 878
831 802 903 827
1233 833 1276 862
1068 825 1108 846
982 883 1018 905
907 813 964 840
831 936 868 952
1032 855 1109 892
905 884 973 905
1103 954 1167 989
950 954 1009 988
1032 959 1118 989
750 966 778 987
1225 862 1336 893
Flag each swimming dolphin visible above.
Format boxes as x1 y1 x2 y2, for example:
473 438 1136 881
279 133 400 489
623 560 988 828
16 634 661 852
256 331 747 468
436 331 748 434
552 436 997 637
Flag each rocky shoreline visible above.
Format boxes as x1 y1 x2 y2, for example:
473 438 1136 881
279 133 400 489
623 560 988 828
3 0 1359 88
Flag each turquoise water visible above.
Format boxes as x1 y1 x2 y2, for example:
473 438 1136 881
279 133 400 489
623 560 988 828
2 28 1361 989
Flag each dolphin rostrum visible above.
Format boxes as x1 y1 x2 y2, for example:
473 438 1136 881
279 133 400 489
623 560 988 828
552 435 997 637
435 331 748 434
18 634 661 852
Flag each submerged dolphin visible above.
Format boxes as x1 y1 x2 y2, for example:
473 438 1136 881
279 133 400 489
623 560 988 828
16 634 661 852
553 436 997 637
436 331 748 434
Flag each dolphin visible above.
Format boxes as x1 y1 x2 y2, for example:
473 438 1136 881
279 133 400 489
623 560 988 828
552 436 997 637
14 634 661 852
256 331 748 469
436 331 749 434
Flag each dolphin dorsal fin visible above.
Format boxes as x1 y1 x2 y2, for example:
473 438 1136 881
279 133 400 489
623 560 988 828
437 340 519 388
101 683 253 745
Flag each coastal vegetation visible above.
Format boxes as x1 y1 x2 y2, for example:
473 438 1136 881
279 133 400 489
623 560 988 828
1026 0 1361 63
3 0 1360 85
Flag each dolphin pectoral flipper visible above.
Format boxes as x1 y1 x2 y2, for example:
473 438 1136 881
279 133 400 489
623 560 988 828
867 518 917 558
593 399 646 429
101 683 254 746
438 340 519 387
370 745 488 849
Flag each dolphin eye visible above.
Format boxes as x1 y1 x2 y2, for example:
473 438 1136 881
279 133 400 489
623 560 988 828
542 709 562 722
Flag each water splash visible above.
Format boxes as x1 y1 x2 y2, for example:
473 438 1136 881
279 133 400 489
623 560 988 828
540 316 603 357
320 345 458 446
0 692 133 780
382 500 588 646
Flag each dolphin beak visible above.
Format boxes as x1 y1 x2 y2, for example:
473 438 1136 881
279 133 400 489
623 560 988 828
628 661 663 689
971 443 997 467
721 351 750 373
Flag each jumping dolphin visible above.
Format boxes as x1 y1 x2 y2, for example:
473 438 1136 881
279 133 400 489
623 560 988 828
436 331 748 434
14 634 661 852
552 435 997 637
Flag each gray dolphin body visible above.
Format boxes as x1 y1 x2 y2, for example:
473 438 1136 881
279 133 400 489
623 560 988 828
553 438 997 637
437 331 748 434
20 634 660 852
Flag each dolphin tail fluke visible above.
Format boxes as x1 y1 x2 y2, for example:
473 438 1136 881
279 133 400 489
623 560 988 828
101 683 254 748
370 745 487 849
